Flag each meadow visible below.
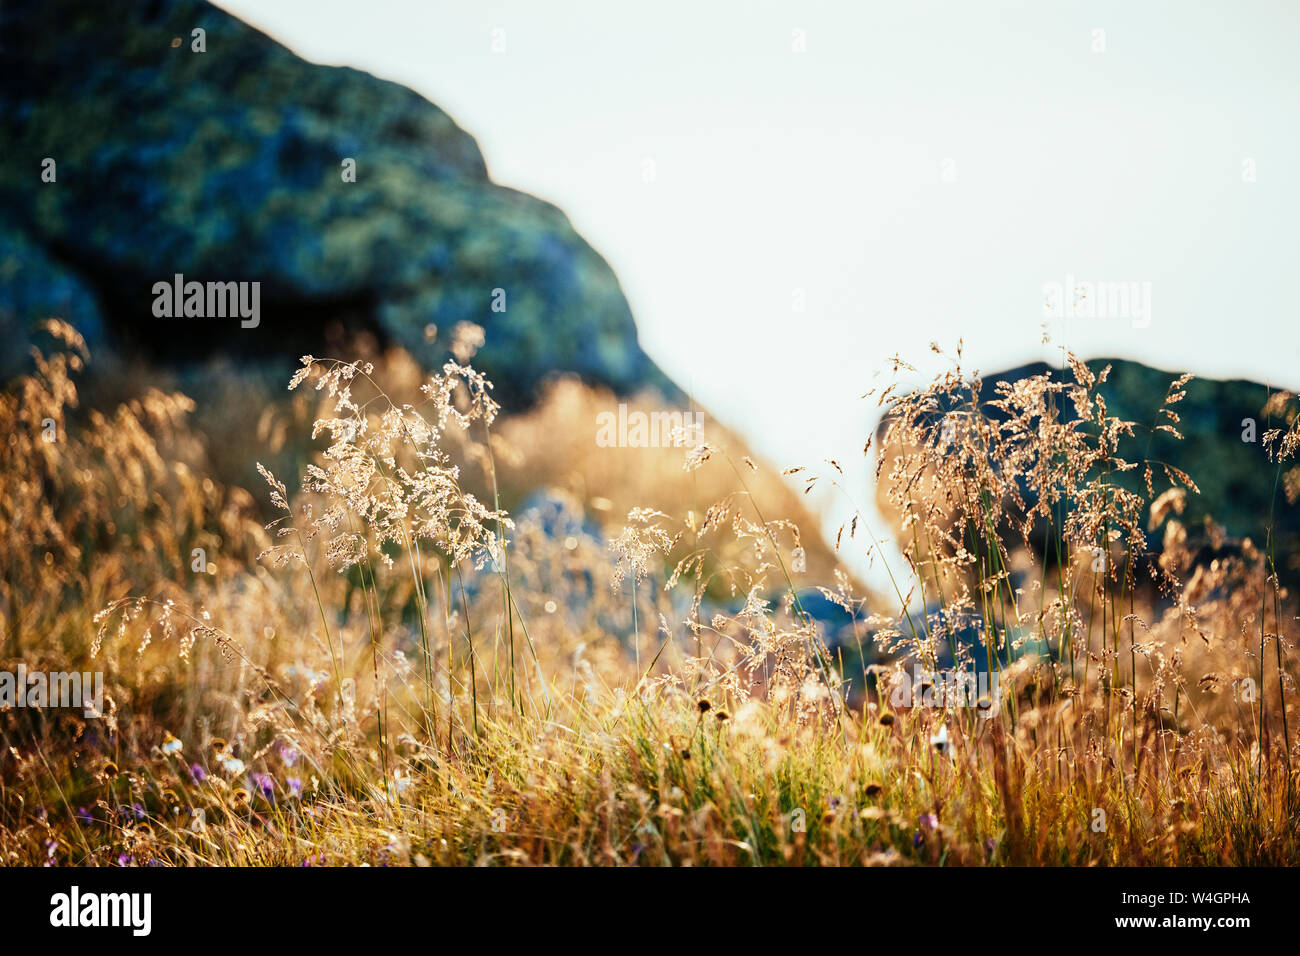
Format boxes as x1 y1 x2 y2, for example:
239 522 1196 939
2 319 1297 866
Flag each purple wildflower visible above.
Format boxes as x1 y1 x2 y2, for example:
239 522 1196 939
252 772 275 801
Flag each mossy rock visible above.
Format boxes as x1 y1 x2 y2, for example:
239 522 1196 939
0 0 677 406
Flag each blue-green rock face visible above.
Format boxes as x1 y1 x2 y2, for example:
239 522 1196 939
889 357 1300 590
0 0 678 405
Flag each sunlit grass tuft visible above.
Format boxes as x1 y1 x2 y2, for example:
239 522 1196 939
2 323 1297 866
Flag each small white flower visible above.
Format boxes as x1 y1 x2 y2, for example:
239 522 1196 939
930 724 950 754
220 755 245 775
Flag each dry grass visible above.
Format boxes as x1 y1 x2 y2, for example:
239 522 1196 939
1 321 1297 866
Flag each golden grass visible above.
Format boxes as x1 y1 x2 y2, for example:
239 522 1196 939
1 321 1297 866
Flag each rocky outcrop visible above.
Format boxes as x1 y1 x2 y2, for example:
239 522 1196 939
878 357 1300 583
0 0 678 406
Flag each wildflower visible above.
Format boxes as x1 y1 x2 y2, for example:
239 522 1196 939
101 760 119 778
75 807 93 825
211 737 228 754
921 813 939 830
287 778 302 799
188 763 206 782
930 724 950 753
232 788 250 808
161 732 183 756
252 772 275 801
864 784 883 798
697 699 711 713
279 744 299 767
220 755 246 775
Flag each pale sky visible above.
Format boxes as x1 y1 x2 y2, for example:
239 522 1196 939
217 0 1300 589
